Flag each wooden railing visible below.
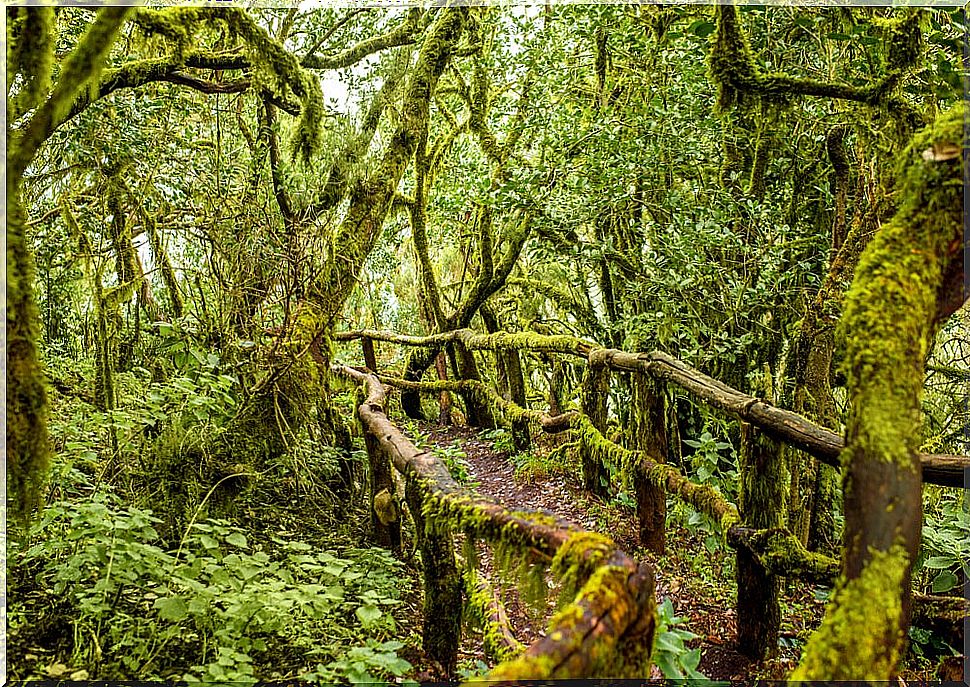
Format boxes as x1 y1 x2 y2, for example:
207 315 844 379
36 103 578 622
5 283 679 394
334 364 657 679
334 327 969 673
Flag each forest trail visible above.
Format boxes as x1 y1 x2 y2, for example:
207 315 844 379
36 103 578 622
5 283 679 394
407 421 762 680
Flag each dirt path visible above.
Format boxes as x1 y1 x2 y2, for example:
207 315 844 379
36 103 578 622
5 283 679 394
408 422 767 680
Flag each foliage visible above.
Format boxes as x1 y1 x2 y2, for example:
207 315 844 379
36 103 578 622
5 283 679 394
652 597 708 681
915 489 970 594
9 493 412 683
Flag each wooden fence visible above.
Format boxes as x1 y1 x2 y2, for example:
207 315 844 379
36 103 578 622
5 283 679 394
334 327 969 676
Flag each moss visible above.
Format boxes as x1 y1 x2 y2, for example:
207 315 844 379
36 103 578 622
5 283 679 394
791 545 909 680
133 7 323 163
483 563 653 680
551 531 615 606
6 186 51 524
9 8 56 119
463 565 525 662
144 213 184 319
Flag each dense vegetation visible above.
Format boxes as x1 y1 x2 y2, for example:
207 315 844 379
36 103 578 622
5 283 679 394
7 4 968 683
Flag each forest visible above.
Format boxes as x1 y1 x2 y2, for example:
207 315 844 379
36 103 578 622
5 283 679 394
6 3 969 683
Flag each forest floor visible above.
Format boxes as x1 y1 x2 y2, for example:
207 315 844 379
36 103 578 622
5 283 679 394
398 421 950 683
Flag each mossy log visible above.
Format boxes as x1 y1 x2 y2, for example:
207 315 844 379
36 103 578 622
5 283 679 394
484 557 656 681
336 329 968 488
335 364 657 679
728 527 839 584
910 593 968 649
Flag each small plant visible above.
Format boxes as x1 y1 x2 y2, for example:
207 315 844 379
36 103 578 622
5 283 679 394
683 430 737 486
432 443 476 485
481 427 515 454
917 491 969 593
652 597 708 680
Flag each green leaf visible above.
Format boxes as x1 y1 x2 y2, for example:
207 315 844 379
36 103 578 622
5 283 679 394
226 532 248 548
923 555 956 569
690 21 716 38
655 652 684 679
356 604 383 626
931 571 958 593
656 631 685 653
155 596 188 622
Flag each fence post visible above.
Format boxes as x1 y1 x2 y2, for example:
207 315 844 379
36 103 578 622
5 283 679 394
631 375 667 554
357 386 400 552
361 336 377 372
405 477 462 675
580 352 610 498
736 421 785 658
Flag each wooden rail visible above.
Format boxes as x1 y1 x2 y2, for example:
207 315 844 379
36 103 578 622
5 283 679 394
334 364 657 679
335 327 968 665
335 328 968 489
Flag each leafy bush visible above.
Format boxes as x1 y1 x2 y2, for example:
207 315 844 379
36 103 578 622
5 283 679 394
9 493 413 683
652 596 708 680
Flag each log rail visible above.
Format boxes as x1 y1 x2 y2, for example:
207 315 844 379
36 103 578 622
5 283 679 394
334 327 969 666
335 328 968 489
335 364 657 680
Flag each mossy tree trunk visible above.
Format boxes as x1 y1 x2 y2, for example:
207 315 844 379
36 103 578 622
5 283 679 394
481 304 529 447
793 105 964 681
6 7 133 522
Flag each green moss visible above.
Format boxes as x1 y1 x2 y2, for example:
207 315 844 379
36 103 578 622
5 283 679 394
791 545 909 680
9 8 56 119
133 7 324 163
551 531 615 606
6 187 51 524
463 566 525 662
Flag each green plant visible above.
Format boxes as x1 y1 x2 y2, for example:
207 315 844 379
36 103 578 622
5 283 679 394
481 427 516 454
684 430 737 486
652 596 708 680
917 491 969 593
432 443 475 486
9 493 413 683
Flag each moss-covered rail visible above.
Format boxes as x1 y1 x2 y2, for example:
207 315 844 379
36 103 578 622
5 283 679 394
335 328 968 489
333 364 658 680
336 311 968 664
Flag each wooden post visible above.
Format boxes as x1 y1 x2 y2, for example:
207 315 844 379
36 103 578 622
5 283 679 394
361 336 378 372
358 387 400 552
434 351 453 425
406 477 462 676
631 375 667 554
580 353 610 498
736 422 785 658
